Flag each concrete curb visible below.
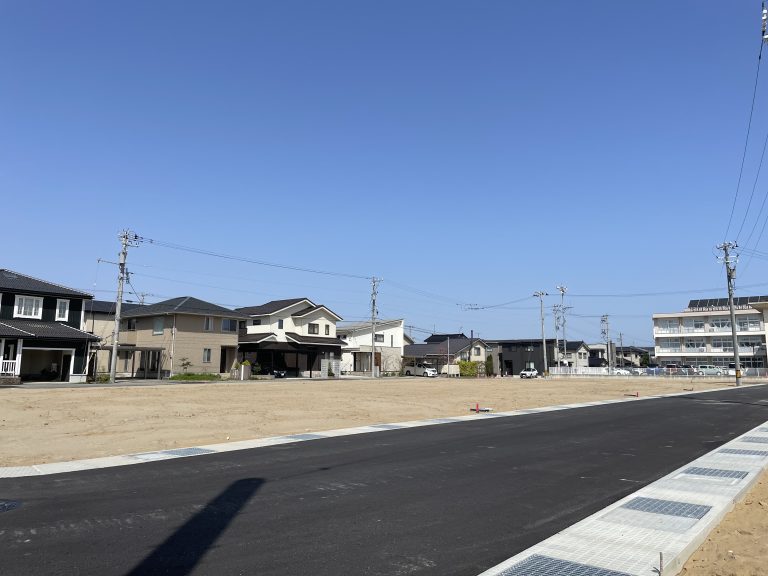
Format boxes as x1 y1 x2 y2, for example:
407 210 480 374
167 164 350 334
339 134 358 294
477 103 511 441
477 422 768 576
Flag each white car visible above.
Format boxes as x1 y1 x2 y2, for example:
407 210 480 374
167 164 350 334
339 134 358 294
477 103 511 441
696 365 723 376
520 368 539 378
613 368 631 375
404 363 438 377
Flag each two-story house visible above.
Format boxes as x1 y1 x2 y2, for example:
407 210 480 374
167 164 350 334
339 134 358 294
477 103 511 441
114 297 249 378
236 298 345 378
404 333 490 375
0 269 99 382
336 319 412 375
488 338 590 375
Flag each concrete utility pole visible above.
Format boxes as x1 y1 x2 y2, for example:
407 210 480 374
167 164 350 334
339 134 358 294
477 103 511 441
601 314 611 370
557 285 568 365
618 332 624 367
534 291 548 376
718 242 742 386
109 230 139 384
553 305 561 366
370 277 379 378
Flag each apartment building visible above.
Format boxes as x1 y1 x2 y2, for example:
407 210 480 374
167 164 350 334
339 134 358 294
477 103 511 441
652 296 768 368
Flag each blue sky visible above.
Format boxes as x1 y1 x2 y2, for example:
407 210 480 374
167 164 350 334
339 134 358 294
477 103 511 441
3 1 768 345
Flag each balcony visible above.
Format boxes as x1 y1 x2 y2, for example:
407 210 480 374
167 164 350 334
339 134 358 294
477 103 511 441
654 328 680 334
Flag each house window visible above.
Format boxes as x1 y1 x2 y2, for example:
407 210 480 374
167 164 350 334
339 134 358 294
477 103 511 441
325 324 330 335
473 346 481 356
221 318 238 332
14 295 43 319
153 317 164 335
126 318 137 331
308 323 319 335
239 321 246 330
203 348 212 363
56 299 70 321
278 319 284 330
252 319 261 326
374 334 384 343
203 316 213 331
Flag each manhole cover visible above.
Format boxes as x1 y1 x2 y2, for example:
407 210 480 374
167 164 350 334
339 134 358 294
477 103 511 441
0 500 22 513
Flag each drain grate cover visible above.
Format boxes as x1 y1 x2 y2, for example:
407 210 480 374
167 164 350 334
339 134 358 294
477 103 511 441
740 436 768 444
285 433 326 441
684 467 748 480
0 500 22 513
369 424 404 430
720 448 768 457
499 554 633 576
621 497 711 520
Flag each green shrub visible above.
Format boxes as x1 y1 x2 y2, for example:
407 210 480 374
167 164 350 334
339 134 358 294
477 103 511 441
95 373 110 383
169 373 222 381
458 360 484 377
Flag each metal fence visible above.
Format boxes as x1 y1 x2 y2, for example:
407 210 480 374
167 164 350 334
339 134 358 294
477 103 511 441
548 366 768 377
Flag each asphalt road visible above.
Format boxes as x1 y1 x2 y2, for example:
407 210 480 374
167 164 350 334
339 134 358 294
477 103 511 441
2 386 767 576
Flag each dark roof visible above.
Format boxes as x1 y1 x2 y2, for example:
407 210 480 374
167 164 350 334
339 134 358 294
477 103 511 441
0 319 100 341
687 295 768 309
285 333 346 346
238 332 278 344
122 297 248 319
404 337 486 357
290 305 343 321
486 339 588 350
0 269 92 299
424 333 467 343
85 300 140 315
236 298 311 316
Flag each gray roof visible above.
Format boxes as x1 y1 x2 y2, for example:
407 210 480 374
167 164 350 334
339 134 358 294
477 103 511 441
236 298 310 316
122 297 248 319
285 333 346 346
404 337 482 357
85 300 140 315
239 332 278 344
0 269 92 299
486 338 588 351
424 333 467 343
0 319 100 341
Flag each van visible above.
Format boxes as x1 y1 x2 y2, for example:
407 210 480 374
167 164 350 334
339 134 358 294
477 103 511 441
696 365 722 376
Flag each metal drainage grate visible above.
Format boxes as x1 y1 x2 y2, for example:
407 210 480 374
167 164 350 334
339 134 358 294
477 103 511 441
621 497 711 520
740 436 768 444
684 467 748 480
499 554 633 576
369 424 404 430
162 448 216 457
720 448 768 457
429 418 463 424
285 433 326 441
0 500 22 513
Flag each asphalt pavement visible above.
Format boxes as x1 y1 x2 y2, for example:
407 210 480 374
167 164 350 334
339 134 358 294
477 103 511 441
1 385 767 576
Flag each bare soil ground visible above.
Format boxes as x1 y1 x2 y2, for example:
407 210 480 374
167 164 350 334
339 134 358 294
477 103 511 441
1 376 765 574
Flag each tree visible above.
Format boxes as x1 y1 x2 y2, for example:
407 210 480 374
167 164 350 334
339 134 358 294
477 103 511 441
179 357 192 373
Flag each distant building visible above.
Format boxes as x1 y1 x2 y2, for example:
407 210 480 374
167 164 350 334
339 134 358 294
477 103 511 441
336 319 412 375
652 296 768 368
488 339 589 375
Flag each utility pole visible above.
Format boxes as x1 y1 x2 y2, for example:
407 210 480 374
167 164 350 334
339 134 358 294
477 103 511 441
534 291 548 376
109 230 139 384
618 332 624 367
553 305 561 366
601 315 611 371
717 242 742 386
557 285 568 366
370 277 379 378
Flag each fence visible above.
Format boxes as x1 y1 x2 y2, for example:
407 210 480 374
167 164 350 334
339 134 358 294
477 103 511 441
548 366 768 378
0 359 16 376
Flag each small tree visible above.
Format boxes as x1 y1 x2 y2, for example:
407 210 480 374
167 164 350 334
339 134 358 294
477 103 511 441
179 357 192 373
485 356 494 377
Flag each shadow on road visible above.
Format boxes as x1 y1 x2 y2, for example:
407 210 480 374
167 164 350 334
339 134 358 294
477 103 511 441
124 477 263 576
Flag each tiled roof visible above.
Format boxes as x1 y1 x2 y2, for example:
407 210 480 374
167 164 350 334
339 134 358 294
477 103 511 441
424 333 467 343
122 297 248 319
0 269 92 298
85 300 140 315
284 333 346 346
239 332 278 343
236 298 311 316
0 319 100 341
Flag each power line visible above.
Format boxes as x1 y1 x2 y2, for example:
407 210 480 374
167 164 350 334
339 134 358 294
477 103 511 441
724 28 765 241
137 235 372 281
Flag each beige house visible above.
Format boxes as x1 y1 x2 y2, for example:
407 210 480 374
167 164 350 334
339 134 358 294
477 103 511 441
87 297 247 378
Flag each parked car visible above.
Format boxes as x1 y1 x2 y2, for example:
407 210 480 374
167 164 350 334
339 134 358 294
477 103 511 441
646 363 663 375
404 362 438 377
679 364 694 375
696 365 722 376
613 368 631 375
520 368 539 378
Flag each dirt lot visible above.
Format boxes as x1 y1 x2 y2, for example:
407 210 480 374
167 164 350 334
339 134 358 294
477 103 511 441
1 376 765 574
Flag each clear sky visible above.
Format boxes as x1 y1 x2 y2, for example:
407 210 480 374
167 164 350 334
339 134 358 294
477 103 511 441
3 1 768 346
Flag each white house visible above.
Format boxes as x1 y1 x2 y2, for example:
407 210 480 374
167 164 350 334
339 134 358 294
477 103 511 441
336 319 411 375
